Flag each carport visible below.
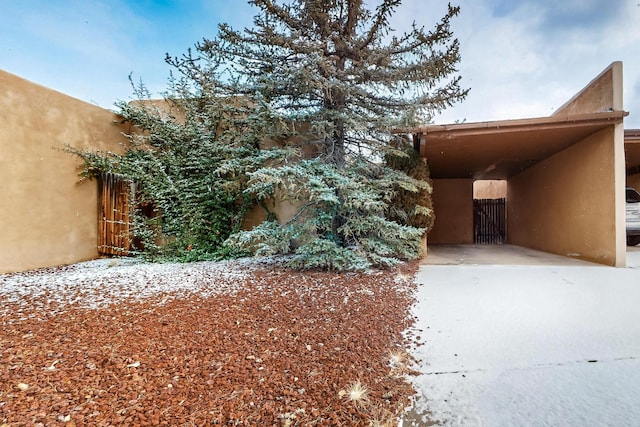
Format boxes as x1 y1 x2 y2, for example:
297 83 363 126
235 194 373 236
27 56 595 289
407 62 627 266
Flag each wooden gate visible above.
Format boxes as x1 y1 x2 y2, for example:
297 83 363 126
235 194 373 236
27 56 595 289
474 198 506 244
98 172 134 255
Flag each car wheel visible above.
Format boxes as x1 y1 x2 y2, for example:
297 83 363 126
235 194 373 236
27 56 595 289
627 235 640 246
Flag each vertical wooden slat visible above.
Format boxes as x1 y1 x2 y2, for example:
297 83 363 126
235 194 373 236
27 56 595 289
98 172 133 256
474 198 506 245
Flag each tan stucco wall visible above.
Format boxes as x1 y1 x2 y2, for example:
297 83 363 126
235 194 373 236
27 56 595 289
508 127 619 265
627 173 640 192
546 61 626 266
474 180 507 200
428 179 473 244
0 70 127 274
242 197 300 230
553 62 623 117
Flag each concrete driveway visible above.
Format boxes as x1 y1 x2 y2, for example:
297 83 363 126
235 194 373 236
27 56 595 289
402 245 640 426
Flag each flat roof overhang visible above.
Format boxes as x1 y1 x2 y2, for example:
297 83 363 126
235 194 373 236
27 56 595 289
625 129 640 174
403 111 626 180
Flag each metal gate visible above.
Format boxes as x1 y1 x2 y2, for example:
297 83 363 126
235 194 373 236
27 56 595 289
98 172 134 255
474 198 506 244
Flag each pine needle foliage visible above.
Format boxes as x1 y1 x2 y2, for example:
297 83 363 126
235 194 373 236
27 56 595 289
184 0 468 164
226 158 428 270
385 141 435 233
217 0 467 269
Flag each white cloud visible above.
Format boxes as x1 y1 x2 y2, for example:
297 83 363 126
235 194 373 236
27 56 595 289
395 0 640 127
1 0 638 126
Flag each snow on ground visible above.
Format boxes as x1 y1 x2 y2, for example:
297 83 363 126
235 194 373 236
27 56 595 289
0 258 257 319
405 264 640 426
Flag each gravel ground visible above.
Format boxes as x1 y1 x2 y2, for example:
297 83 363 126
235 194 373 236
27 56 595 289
0 258 419 426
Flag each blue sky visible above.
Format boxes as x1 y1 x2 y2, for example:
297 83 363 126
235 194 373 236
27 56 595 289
1 0 639 127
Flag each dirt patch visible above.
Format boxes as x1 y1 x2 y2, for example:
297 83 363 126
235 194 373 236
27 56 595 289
0 259 419 426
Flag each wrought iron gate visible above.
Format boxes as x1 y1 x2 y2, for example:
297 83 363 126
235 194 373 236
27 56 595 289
98 172 134 255
473 198 506 244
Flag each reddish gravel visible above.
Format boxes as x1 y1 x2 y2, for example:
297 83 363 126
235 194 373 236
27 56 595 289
0 259 419 426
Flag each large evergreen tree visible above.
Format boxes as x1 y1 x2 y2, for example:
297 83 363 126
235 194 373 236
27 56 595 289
71 0 467 269
215 0 468 269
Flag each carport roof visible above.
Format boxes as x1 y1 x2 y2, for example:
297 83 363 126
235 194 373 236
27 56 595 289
405 111 626 180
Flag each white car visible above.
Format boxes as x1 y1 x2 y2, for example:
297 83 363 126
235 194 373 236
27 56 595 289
627 187 640 246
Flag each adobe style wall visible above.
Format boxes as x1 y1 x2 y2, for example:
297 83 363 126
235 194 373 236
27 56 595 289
0 70 128 274
508 127 619 265
474 180 507 200
508 62 625 266
553 62 623 117
428 179 473 244
242 196 299 230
